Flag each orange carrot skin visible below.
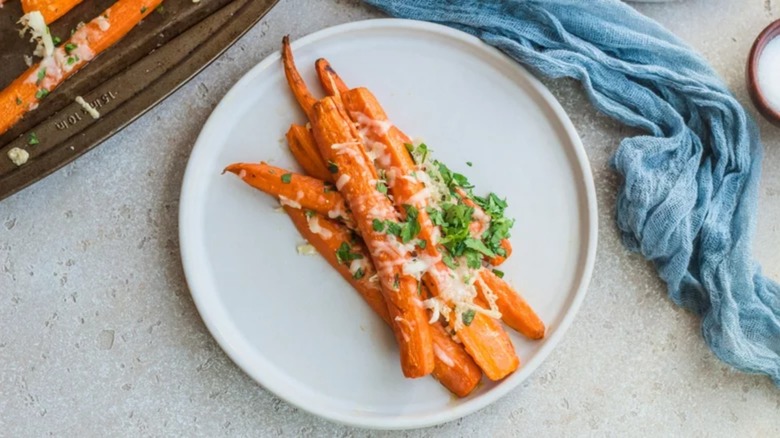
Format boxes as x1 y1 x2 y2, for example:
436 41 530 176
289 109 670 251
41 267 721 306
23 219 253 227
0 0 162 135
22 0 84 24
478 270 545 340
311 97 434 378
281 36 317 119
285 208 481 396
287 125 333 182
315 58 349 96
224 162 352 221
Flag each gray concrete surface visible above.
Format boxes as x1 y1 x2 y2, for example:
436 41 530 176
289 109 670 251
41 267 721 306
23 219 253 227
2 0 780 435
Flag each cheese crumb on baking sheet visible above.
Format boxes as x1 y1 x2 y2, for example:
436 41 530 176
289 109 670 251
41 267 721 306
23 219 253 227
75 96 100 119
7 147 29 166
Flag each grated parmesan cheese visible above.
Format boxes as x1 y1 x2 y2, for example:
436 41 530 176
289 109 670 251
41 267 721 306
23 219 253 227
307 215 333 239
18 11 54 58
335 174 351 190
296 243 317 256
279 195 301 209
7 147 29 166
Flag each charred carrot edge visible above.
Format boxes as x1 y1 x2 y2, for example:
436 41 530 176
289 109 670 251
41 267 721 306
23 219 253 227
0 0 162 135
285 208 481 396
287 124 332 183
22 0 85 24
477 270 545 340
340 87 519 380
223 162 353 225
281 36 317 120
315 58 349 97
311 96 434 378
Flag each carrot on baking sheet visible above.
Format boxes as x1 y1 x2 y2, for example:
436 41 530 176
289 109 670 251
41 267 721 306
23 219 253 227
22 0 85 24
284 207 482 396
310 96 434 378
286 124 332 182
223 162 353 225
0 0 163 136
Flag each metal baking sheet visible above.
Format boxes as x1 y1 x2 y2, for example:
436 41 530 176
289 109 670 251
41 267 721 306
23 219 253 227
0 0 279 200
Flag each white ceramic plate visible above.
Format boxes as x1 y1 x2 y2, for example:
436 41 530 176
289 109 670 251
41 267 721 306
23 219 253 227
179 19 597 430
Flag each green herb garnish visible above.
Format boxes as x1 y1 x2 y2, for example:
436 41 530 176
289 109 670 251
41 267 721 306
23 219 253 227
281 173 292 184
35 89 49 99
28 132 39 145
327 160 338 174
462 309 476 326
335 242 363 265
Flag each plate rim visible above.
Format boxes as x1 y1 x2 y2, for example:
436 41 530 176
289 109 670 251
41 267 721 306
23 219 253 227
179 18 598 430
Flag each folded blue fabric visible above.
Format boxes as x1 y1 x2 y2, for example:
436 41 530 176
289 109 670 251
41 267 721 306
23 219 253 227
364 0 780 384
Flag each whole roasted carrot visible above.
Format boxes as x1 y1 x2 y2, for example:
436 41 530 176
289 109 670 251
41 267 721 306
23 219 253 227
286 124 332 182
22 0 85 24
311 96 434 378
284 207 482 396
281 36 317 119
223 162 353 224
0 0 163 135
476 270 545 340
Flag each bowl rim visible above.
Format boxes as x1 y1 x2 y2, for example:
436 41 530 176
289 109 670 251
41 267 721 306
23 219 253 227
747 19 780 125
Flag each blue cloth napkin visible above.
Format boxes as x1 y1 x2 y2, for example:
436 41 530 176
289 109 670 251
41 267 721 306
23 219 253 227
364 0 780 384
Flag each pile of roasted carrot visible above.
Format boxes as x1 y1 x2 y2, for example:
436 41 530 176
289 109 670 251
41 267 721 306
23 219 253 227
1 0 163 137
224 37 545 397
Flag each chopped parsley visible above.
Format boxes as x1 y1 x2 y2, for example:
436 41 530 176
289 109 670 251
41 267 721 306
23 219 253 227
372 218 385 232
393 273 400 290
462 309 476 326
352 267 365 280
304 209 315 218
67 55 79 65
417 239 427 249
35 89 49 99
280 173 292 184
492 269 505 278
466 161 473 167
327 160 338 174
53 36 61 45
15 97 22 105
335 242 363 265
140 6 148 13
376 180 387 194
36 68 46 84
28 132 39 146
65 43 77 54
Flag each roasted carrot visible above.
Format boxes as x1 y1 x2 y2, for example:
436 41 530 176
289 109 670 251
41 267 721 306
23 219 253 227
477 269 545 340
223 162 353 224
315 62 513 265
315 58 349 96
0 0 163 135
286 124 332 182
338 87 519 380
281 36 317 120
22 0 84 24
284 207 481 396
311 96 434 378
